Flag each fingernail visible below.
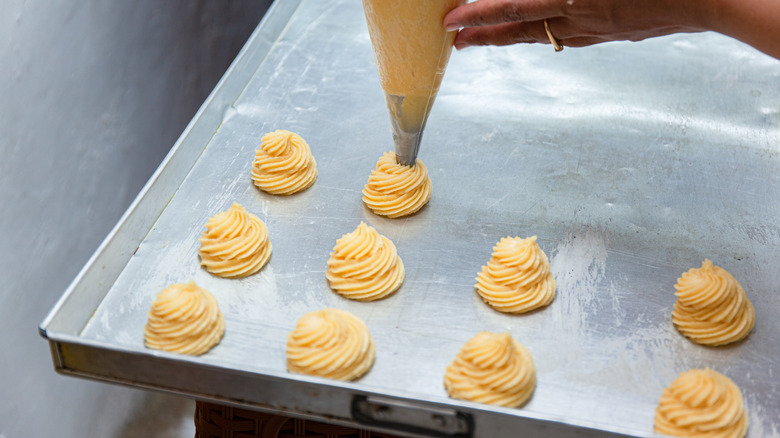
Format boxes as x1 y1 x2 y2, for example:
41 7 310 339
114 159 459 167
454 42 470 51
444 23 461 32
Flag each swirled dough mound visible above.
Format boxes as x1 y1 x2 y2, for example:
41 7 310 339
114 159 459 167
362 151 431 218
655 368 748 438
475 236 555 314
326 222 405 301
251 130 317 195
144 281 225 356
198 203 272 278
672 259 755 346
286 308 375 381
444 332 536 408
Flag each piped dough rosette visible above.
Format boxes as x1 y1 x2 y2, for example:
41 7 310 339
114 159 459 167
326 222 405 301
655 368 748 438
362 151 432 218
286 308 375 381
475 236 556 314
144 281 225 356
251 130 317 195
444 332 536 408
198 203 272 278
672 259 755 346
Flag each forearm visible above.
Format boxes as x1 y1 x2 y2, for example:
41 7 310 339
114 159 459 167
445 0 780 60
710 0 780 59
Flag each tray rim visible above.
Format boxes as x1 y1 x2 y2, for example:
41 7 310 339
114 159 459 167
45 331 641 438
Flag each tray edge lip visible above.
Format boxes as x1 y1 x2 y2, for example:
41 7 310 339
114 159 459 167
43 331 651 438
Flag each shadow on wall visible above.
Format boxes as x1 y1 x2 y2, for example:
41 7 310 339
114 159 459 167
0 1 271 437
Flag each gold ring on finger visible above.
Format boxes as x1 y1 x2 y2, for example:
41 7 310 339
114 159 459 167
544 19 563 52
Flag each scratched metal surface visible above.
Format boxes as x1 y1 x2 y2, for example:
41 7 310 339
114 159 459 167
77 0 779 436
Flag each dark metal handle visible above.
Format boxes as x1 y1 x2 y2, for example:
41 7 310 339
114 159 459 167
351 395 473 437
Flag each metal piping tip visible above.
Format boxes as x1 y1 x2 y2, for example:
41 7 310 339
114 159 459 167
385 94 429 167
392 129 424 166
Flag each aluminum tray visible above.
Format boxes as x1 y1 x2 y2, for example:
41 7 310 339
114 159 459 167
41 1 780 437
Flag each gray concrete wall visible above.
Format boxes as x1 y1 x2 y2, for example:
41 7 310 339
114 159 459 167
0 1 271 436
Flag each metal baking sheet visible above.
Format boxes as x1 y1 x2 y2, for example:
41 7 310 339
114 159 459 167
41 0 780 437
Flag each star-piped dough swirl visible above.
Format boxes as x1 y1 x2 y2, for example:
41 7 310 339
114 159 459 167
144 281 225 356
362 151 431 218
198 203 272 278
251 130 317 195
475 236 555 314
672 259 755 346
655 368 748 438
326 222 405 301
444 332 536 408
286 308 375 381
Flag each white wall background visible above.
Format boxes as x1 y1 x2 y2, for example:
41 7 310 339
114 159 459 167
0 1 271 436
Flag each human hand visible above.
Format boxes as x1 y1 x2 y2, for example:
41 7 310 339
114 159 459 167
443 0 712 51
